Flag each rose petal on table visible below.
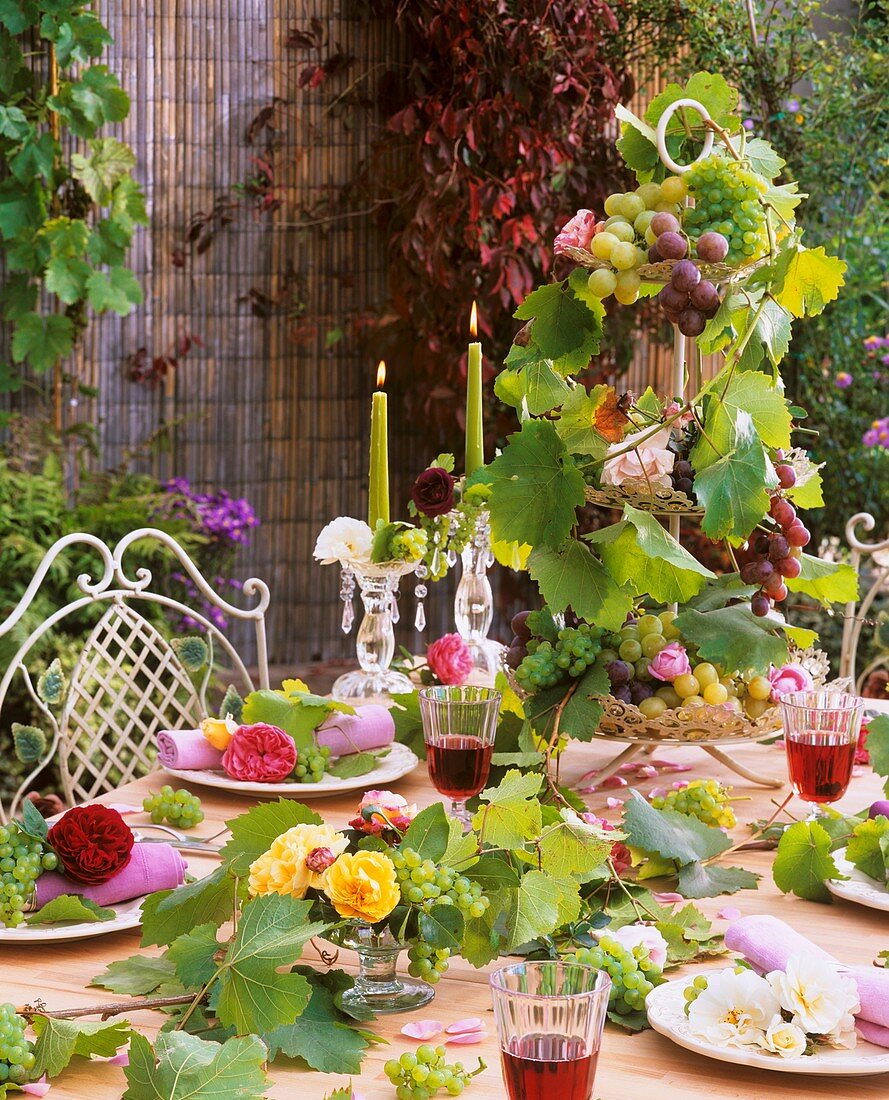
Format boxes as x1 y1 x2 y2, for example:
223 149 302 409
647 759 692 773
22 1078 51 1097
637 765 659 778
652 891 684 904
716 906 742 921
605 796 625 809
446 1030 486 1044
445 1018 484 1035
105 1050 130 1066
401 1020 444 1040
600 775 628 789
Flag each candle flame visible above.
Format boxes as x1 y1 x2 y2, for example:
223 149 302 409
376 360 386 387
469 301 478 338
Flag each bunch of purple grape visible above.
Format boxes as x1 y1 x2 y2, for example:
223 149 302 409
741 459 811 617
650 214 727 337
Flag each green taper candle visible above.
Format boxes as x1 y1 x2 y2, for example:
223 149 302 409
368 360 390 528
465 301 484 476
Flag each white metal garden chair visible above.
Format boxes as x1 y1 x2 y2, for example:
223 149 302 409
0 528 271 822
840 512 889 694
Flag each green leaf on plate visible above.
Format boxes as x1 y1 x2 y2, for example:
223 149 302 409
495 344 571 416
123 1031 269 1100
528 538 634 631
674 605 789 675
220 800 323 877
784 553 859 607
326 751 380 779
773 820 842 902
241 690 327 751
90 954 178 996
31 1016 131 1078
622 791 730 866
26 894 115 925
846 817 889 882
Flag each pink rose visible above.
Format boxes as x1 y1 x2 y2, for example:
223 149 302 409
767 662 814 701
350 789 417 837
648 642 692 682
427 633 474 686
610 924 669 968
601 425 676 489
554 209 597 255
221 723 297 782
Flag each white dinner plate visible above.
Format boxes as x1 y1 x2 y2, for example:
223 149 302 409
164 742 419 799
827 848 889 913
0 895 144 944
647 978 889 1076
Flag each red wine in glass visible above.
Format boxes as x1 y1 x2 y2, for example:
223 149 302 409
501 1035 599 1100
786 730 856 804
426 734 492 800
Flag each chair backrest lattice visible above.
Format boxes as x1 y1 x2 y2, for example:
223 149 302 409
0 527 271 822
840 512 889 694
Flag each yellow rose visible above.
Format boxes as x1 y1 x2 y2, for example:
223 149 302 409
323 850 399 924
201 715 238 750
248 823 349 899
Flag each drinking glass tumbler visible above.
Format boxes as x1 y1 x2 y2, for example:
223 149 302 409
418 685 500 825
780 689 864 808
490 960 611 1100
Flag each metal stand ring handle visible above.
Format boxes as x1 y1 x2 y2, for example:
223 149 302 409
655 97 715 175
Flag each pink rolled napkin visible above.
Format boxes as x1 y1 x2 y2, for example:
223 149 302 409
725 914 889 1040
315 705 395 757
35 842 187 908
156 728 224 770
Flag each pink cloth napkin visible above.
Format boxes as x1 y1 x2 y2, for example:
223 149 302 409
315 705 395 757
35 842 187 908
156 728 224 770
725 914 889 1041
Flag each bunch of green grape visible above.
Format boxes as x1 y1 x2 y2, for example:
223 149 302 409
391 527 428 563
514 622 604 693
572 934 664 1016
683 154 768 266
293 744 331 783
384 1045 484 1099
142 786 204 827
0 1003 36 1085
407 940 451 984
0 822 57 928
683 973 710 1015
651 778 736 829
391 848 490 919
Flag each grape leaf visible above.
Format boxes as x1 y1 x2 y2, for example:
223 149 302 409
220 799 323 876
592 388 631 442
26 894 114 925
786 467 824 509
465 854 520 891
11 311 74 372
538 810 613 878
784 553 858 607
528 538 633 630
645 71 739 131
846 817 889 882
483 418 585 549
90 955 177 996
140 865 236 948
504 870 562 949
739 298 793 371
762 179 805 222
676 862 760 898
85 265 142 315
674 605 789 674
742 137 785 179
694 369 792 469
241 689 327 749
71 137 136 203
418 903 464 952
31 1016 131 1078
215 894 323 1034
264 970 371 1073
473 769 542 848
771 245 847 318
694 411 778 543
495 347 571 416
167 923 221 987
784 624 819 650
44 254 90 304
461 888 503 968
441 814 479 868
402 802 450 862
559 664 609 742
389 691 425 758
21 797 48 840
773 820 842 902
866 716 889 781
326 750 380 779
622 791 731 865
514 282 602 367
53 66 130 137
123 1031 269 1100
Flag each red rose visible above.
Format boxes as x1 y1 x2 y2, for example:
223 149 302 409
222 723 297 783
47 805 135 885
411 467 455 517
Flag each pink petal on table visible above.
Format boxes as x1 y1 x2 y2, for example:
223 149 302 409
605 796 625 809
22 1078 51 1097
445 1018 484 1035
651 891 684 904
648 759 692 773
601 775 628 789
637 765 659 778
716 906 742 921
446 1030 486 1045
401 1020 444 1040
106 1050 130 1066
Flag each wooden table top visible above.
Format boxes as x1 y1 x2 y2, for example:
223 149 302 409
4 736 886 1099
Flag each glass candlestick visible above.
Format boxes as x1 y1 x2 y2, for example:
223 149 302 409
333 561 416 703
454 511 505 684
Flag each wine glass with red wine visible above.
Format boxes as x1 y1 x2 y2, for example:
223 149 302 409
780 690 864 811
490 960 611 1100
418 686 500 826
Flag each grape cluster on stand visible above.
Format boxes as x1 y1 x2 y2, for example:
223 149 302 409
683 154 769 265
573 935 664 1016
651 778 737 829
384 1046 484 1099
293 744 331 783
506 611 604 694
142 786 204 827
0 821 57 928
0 1003 36 1085
742 460 809 618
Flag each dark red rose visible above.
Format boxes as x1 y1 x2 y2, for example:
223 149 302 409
47 804 135 885
411 467 455 517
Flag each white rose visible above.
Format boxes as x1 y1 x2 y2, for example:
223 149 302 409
767 956 860 1037
762 1017 808 1058
313 517 374 566
610 924 668 969
601 425 675 489
687 968 780 1050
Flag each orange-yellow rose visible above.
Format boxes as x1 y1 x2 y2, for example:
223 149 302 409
323 850 399 924
201 715 238 751
248 823 349 899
